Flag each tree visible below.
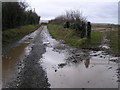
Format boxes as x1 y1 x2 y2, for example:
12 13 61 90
49 10 87 38
2 2 40 31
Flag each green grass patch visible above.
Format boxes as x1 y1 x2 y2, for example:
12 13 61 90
48 24 119 54
3 24 41 48
80 31 102 48
107 31 119 53
48 24 102 48
91 31 102 46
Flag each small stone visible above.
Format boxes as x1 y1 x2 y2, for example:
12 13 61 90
93 54 98 56
58 63 67 68
116 68 120 70
100 56 102 58
19 63 22 66
117 80 120 82
18 67 20 69
55 69 57 72
28 37 33 39
108 67 112 70
73 60 77 63
16 84 19 87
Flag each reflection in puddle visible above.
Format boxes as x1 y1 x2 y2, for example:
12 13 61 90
41 47 118 88
40 27 118 88
84 58 90 68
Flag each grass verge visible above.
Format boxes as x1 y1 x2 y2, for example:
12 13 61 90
3 24 40 48
48 24 102 48
107 30 119 54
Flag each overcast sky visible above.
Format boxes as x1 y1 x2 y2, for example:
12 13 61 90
25 0 119 24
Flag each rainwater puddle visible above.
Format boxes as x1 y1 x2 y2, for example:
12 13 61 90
2 43 28 85
2 28 41 87
40 26 118 88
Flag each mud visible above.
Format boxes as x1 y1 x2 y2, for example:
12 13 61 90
2 26 50 88
40 26 119 88
2 26 119 88
2 43 28 87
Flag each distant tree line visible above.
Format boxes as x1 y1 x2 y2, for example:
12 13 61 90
2 2 40 30
49 10 91 39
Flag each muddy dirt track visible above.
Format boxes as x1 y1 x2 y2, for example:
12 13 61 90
3 26 49 88
2 26 119 88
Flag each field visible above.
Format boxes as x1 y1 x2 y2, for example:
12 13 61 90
92 23 119 53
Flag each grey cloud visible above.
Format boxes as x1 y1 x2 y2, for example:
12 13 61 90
26 0 118 24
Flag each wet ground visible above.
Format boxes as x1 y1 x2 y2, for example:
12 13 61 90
40 26 119 88
2 26 49 88
2 26 119 88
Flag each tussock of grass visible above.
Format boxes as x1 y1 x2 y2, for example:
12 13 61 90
3 24 40 47
48 24 102 48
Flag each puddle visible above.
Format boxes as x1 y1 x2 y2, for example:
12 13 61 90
40 26 118 88
2 28 41 87
2 43 28 85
